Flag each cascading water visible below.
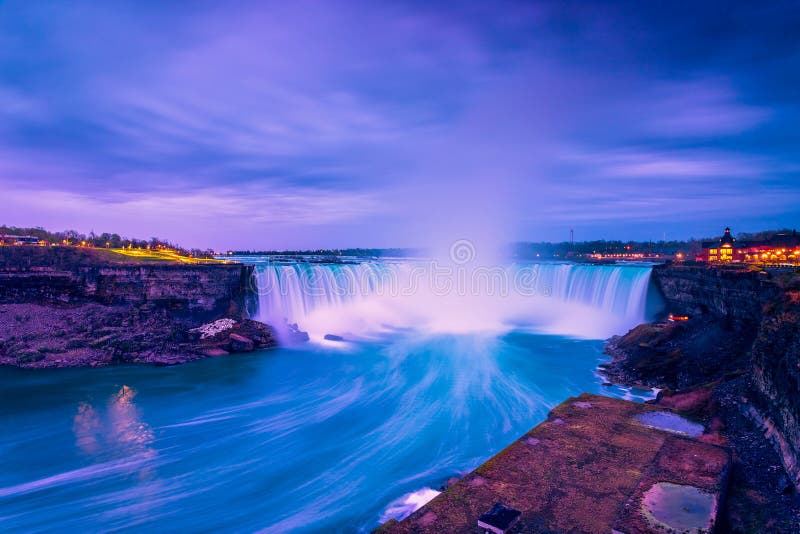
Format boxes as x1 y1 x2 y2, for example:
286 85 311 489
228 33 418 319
251 261 657 340
253 262 397 324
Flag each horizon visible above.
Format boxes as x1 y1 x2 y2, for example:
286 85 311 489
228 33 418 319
2 1 800 249
3 222 797 253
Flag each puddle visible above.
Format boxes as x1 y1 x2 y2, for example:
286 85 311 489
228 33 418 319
642 482 716 533
636 411 704 437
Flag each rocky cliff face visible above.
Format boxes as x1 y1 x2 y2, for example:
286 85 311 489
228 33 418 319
623 262 800 490
0 247 273 367
0 246 255 319
749 280 800 487
650 262 777 325
604 263 769 389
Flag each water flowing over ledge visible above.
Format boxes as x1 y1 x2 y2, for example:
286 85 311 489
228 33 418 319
250 261 657 340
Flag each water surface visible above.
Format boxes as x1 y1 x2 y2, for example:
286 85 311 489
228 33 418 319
0 331 650 532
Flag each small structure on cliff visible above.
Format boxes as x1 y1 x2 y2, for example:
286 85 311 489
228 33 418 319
698 227 737 262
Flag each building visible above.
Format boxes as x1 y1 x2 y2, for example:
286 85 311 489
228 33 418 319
698 227 736 262
698 227 800 264
0 234 44 246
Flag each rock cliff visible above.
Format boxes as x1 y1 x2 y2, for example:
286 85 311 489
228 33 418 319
749 276 800 488
0 246 254 318
650 262 778 325
0 247 274 367
607 261 800 495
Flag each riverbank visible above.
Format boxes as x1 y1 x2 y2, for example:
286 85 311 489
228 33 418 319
0 247 276 367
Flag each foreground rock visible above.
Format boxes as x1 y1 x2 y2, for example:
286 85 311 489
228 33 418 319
0 247 276 367
0 303 276 367
601 262 800 531
379 394 730 533
602 317 754 390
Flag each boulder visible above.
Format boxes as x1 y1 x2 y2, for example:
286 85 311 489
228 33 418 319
290 329 310 342
202 347 230 357
228 333 254 352
284 320 310 342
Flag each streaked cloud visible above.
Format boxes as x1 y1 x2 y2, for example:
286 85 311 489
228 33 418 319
0 0 798 247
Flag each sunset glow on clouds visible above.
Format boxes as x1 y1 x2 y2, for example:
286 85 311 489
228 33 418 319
1 1 799 249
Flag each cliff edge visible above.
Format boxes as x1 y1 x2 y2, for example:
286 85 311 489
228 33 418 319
0 246 275 367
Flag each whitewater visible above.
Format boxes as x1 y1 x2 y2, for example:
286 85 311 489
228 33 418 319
250 259 655 340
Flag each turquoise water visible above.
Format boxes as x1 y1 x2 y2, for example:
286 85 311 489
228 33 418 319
0 260 660 531
0 330 651 532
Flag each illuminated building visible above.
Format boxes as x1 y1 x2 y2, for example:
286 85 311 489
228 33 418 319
698 227 800 264
0 235 42 246
698 227 736 262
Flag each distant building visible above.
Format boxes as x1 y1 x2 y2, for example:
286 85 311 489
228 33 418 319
0 235 43 246
698 227 800 264
698 227 736 262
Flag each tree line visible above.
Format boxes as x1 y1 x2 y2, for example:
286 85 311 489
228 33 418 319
0 225 214 258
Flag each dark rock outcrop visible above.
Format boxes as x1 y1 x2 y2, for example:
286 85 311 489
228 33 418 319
650 262 778 326
603 318 756 389
229 333 255 352
749 278 800 488
0 247 274 367
0 246 255 319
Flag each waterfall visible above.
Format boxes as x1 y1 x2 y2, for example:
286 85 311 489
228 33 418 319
250 261 656 340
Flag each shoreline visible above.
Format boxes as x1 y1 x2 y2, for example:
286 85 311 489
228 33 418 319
598 325 800 531
0 302 276 368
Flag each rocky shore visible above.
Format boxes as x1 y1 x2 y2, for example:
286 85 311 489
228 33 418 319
0 247 276 367
601 262 800 531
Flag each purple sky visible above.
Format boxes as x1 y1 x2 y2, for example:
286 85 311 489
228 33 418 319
1 1 799 250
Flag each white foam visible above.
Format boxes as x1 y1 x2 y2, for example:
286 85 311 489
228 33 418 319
379 487 441 523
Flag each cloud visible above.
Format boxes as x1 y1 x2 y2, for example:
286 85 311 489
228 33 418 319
0 178 387 247
644 79 771 137
560 148 764 178
5 182 383 223
0 85 46 124
0 0 799 247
